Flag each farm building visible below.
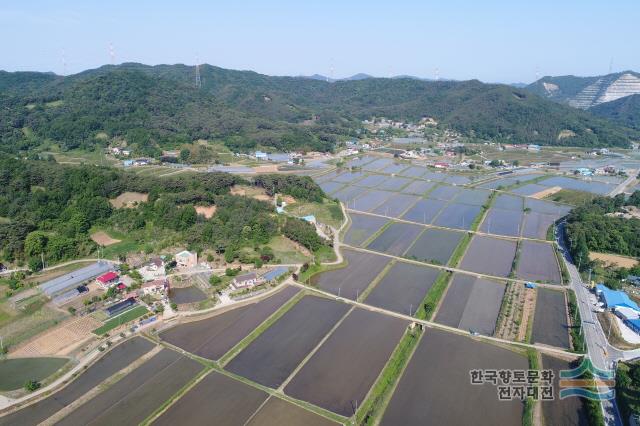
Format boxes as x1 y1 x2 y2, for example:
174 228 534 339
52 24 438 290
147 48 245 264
104 297 137 317
596 284 640 311
232 272 264 289
262 267 288 283
627 319 640 334
96 271 120 289
142 279 169 296
39 261 114 297
614 306 640 336
175 250 198 268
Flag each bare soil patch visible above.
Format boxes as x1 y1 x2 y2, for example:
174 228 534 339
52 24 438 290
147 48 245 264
195 205 217 219
589 252 638 269
531 186 562 199
90 231 121 246
12 315 102 357
109 192 148 208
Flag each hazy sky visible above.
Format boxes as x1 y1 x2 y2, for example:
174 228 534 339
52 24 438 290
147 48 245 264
1 0 638 83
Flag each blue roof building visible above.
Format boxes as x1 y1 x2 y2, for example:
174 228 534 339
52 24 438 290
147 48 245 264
263 267 288 282
626 318 640 334
301 215 316 223
255 151 268 160
596 284 640 311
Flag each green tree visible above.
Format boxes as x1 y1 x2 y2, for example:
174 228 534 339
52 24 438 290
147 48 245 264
24 231 48 257
209 274 222 286
180 149 190 163
24 380 41 392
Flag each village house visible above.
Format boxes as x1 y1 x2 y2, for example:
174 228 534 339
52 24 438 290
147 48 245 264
232 272 265 290
96 271 119 289
141 278 169 296
175 250 198 268
138 257 165 281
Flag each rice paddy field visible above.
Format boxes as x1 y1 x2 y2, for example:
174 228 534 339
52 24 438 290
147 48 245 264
0 157 595 426
381 329 527 426
435 274 506 335
459 236 517 278
532 288 570 348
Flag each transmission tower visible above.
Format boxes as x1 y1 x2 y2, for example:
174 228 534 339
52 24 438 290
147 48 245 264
61 49 67 75
109 42 115 64
195 58 202 88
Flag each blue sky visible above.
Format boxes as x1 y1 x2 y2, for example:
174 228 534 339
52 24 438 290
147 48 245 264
1 0 638 83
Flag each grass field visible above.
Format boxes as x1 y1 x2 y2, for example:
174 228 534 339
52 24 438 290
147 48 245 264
284 200 344 229
0 293 68 349
266 236 311 264
93 305 149 335
544 189 598 206
0 357 68 391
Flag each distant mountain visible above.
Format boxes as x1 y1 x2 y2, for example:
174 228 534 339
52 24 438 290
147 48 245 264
590 94 640 130
526 71 640 109
0 62 638 155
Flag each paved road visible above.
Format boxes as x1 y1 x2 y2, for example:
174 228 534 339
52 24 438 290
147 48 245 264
609 170 637 196
555 222 622 426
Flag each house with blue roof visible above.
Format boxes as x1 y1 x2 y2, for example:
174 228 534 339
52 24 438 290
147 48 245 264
595 284 640 311
262 267 288 283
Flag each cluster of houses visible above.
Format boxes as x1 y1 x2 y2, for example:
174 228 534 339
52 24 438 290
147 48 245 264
595 284 640 335
574 165 623 177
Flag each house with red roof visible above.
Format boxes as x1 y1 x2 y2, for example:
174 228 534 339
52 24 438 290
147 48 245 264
96 271 119 289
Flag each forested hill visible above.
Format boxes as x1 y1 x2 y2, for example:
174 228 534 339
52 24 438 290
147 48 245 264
1 63 638 155
590 94 640 130
0 155 326 268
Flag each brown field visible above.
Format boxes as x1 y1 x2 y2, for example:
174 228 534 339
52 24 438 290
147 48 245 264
531 186 562 199
195 205 217 219
282 195 296 204
11 315 102 357
109 192 148 208
254 165 279 173
230 185 271 202
90 231 121 246
589 252 639 268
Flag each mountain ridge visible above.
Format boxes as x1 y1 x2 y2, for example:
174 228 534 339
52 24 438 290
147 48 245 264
1 62 638 154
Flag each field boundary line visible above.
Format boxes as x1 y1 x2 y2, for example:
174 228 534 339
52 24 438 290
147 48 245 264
218 290 306 367
342 243 565 289
41 344 163 425
277 305 355 393
357 260 396 303
427 271 454 320
0 334 151 416
345 208 553 245
140 366 212 426
290 281 580 360
355 327 424 425
214 366 348 424
242 395 273 426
